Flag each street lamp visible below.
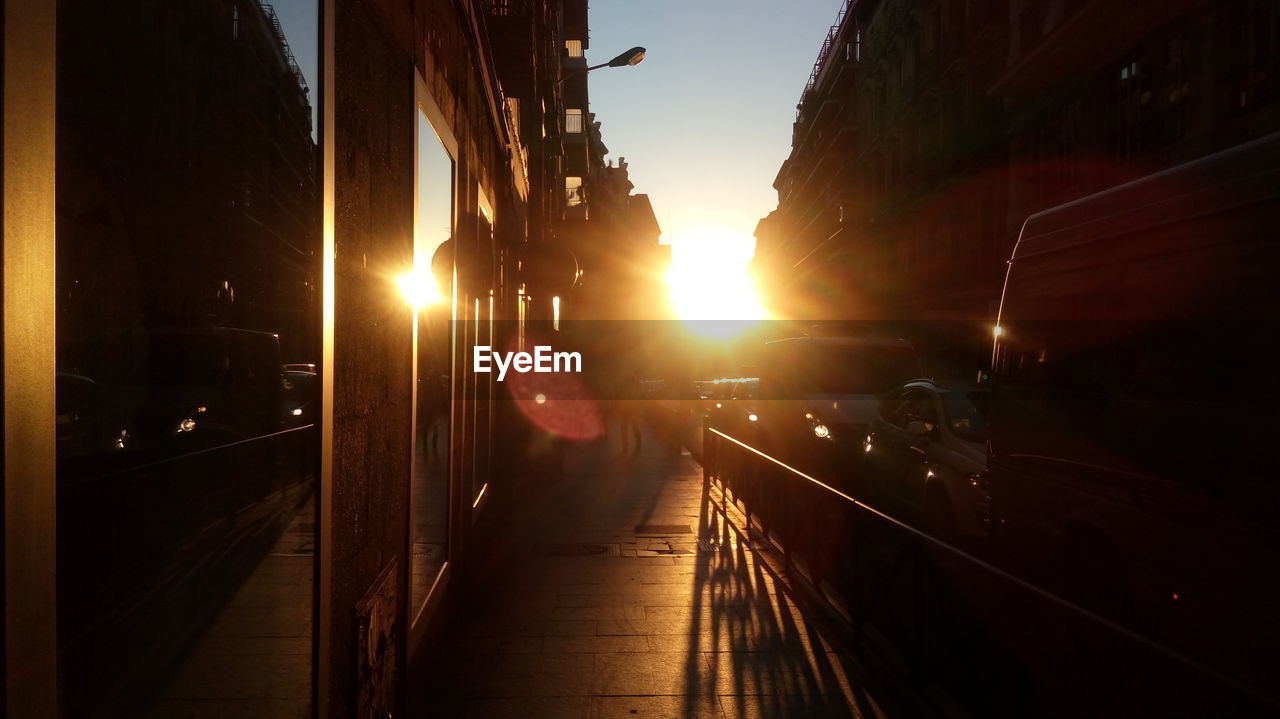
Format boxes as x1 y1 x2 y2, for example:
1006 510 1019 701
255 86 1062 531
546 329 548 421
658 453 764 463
557 46 646 86
595 46 646 70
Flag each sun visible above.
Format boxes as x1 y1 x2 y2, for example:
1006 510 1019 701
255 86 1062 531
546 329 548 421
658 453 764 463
666 229 768 337
396 266 444 309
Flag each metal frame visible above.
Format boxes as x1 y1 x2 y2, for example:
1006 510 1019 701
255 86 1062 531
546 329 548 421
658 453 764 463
406 66 459 659
316 0 335 716
473 184 494 515
3 0 59 713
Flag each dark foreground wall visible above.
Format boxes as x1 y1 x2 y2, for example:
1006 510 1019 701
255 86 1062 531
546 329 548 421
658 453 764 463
329 0 531 713
330 0 415 713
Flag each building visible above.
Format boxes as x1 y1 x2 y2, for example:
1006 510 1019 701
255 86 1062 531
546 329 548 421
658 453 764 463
755 0 1280 371
563 154 668 322
1 0 649 716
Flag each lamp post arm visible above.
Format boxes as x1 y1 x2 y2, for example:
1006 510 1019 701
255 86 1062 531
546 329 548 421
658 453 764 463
553 47 644 87
554 65 601 88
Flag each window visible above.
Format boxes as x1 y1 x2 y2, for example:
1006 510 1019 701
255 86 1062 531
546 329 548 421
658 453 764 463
904 389 940 429
54 2 321 714
1161 34 1192 144
411 71 457 626
1115 56 1154 156
565 39 583 58
565 108 584 133
879 388 914 426
1222 1 1279 113
565 176 584 206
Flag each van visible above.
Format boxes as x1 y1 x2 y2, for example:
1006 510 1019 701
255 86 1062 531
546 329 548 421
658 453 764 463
989 132 1280 699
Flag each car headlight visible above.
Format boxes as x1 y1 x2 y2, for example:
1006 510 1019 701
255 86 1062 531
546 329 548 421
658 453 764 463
813 423 831 439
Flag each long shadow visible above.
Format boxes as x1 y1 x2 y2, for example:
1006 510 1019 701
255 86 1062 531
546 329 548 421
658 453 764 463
680 468 886 718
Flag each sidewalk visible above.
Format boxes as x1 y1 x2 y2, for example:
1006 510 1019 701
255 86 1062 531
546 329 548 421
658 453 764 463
423 427 889 718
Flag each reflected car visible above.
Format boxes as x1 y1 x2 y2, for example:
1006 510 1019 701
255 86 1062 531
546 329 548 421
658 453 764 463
861 379 990 542
130 326 286 451
57 371 132 459
282 362 318 425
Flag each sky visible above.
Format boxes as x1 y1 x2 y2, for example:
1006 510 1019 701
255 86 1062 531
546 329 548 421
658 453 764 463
273 0 847 281
586 0 848 265
270 0 320 138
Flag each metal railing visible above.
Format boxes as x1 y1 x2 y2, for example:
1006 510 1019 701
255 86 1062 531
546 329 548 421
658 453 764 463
796 0 855 120
702 422 1278 717
256 0 310 97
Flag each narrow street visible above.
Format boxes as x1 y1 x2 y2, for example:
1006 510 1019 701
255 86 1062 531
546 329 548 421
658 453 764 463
10 1 1280 715
423 426 888 718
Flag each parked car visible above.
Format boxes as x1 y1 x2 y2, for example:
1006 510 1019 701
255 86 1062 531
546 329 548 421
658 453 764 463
754 336 923 485
691 376 759 456
860 379 990 542
706 377 758 430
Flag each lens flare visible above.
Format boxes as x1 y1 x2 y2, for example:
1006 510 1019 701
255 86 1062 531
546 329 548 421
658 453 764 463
397 267 443 309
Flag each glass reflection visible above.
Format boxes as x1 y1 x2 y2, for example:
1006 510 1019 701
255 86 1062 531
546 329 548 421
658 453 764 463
56 1 319 716
411 107 454 611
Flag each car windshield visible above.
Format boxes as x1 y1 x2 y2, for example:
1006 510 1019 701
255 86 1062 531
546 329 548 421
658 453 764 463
798 345 920 395
941 390 989 442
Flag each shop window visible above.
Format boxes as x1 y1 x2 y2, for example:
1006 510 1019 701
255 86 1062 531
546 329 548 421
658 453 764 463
410 72 458 624
54 3 321 714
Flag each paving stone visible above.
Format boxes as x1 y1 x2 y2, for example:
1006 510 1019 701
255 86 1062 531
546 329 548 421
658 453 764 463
717 693 873 719
590 694 725 718
144 699 245 719
542 635 651 654
437 696 591 718
552 604 647 621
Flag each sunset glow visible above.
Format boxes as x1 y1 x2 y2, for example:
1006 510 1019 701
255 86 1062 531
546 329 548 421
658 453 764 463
666 229 767 335
396 267 443 309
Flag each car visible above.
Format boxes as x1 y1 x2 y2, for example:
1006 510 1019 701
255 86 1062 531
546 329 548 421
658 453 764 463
860 379 990 542
694 376 759 456
282 362 318 425
753 336 923 484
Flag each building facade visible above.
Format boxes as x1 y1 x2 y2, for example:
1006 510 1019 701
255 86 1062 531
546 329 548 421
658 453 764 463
756 0 1280 371
1 0 643 716
562 154 668 323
